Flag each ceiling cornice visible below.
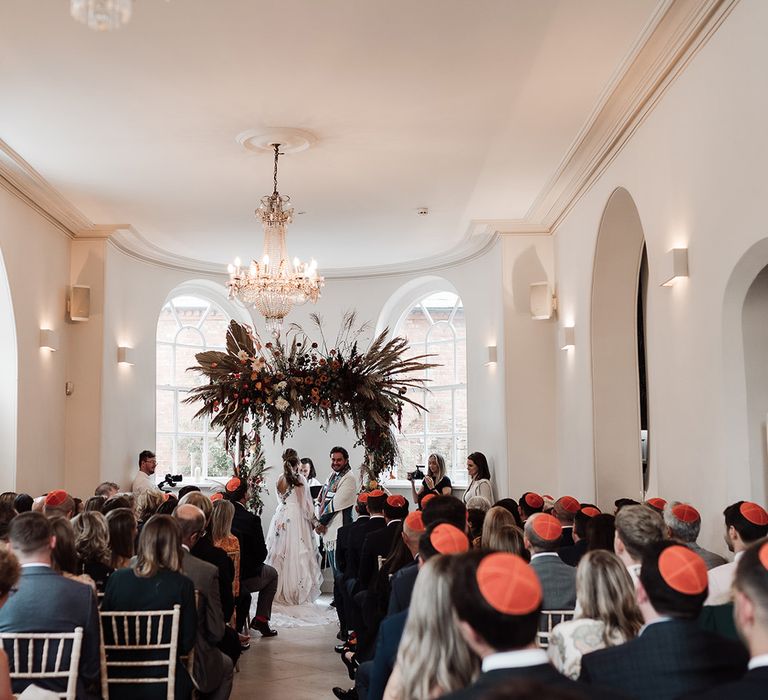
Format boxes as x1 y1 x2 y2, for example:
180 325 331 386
0 0 739 274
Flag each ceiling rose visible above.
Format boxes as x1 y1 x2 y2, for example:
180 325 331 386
236 128 316 154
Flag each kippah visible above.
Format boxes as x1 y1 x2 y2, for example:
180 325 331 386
368 489 385 498
647 497 667 510
740 501 768 526
477 553 541 615
225 477 242 493
557 496 580 513
760 542 768 570
387 495 407 508
524 492 544 509
671 503 699 523
162 492 171 502
404 511 425 533
581 506 601 518
210 493 224 502
543 494 554 501
658 545 707 595
430 524 469 554
531 513 562 541
44 490 68 507
421 494 436 507
357 492 369 504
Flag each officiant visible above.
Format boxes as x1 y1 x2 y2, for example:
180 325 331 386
315 446 356 576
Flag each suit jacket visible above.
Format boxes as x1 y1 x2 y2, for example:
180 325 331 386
530 553 576 610
191 534 235 620
0 565 101 698
687 542 728 570
368 610 408 700
335 516 361 577
358 521 401 590
346 516 386 581
180 550 226 694
386 559 419 616
559 539 588 568
579 619 749 700
684 665 768 698
560 526 575 548
231 500 268 579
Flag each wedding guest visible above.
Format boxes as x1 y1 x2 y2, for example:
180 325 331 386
106 507 137 570
482 506 517 547
663 501 727 570
42 490 74 519
385 511 426 616
486 525 527 558
12 493 32 513
383 556 478 700
212 499 241 596
645 497 667 514
548 550 643 679
157 493 178 515
299 457 322 488
559 506 600 567
0 548 19 700
0 493 15 511
95 481 120 498
518 492 545 523
136 489 165 535
72 511 114 592
494 498 524 528
409 453 452 509
614 498 640 513
102 495 132 515
524 513 576 610
586 514 616 552
463 452 492 504
613 504 664 585
102 515 197 700
467 508 485 549
553 496 580 547
83 495 106 513
466 496 492 512
48 516 97 590
421 495 467 530
178 485 200 500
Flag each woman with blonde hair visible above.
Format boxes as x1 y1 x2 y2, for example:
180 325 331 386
211 498 240 594
384 556 479 699
410 453 452 509
135 489 164 532
72 510 113 591
548 549 644 679
481 505 516 545
485 524 527 558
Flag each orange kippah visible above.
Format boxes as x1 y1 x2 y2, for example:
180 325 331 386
531 513 562 541
405 511 425 532
477 553 542 615
672 503 699 523
581 506 601 518
430 524 469 554
357 492 369 504
210 493 224 502
421 494 436 507
45 490 68 507
225 477 242 493
557 496 580 513
658 545 707 595
740 501 768 526
647 497 667 510
759 542 768 570
524 492 544 509
368 489 385 498
162 492 171 502
387 495 407 508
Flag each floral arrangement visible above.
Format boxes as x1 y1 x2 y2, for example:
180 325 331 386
233 432 271 516
185 313 434 481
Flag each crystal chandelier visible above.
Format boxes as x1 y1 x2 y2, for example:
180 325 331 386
227 144 324 335
71 0 132 31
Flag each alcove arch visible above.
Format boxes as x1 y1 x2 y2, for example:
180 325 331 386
591 187 647 509
0 247 18 491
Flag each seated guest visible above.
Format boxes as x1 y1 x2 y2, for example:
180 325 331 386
12 493 32 513
467 508 486 549
553 497 580 547
0 513 100 697
106 507 137 569
494 498 524 528
383 556 478 700
559 506 600 567
102 495 133 515
0 493 15 511
442 551 610 699
613 504 664 585
42 490 75 519
463 452 493 504
421 495 467 530
0 547 20 700
135 489 165 536
694 537 768 697
178 485 201 501
524 513 576 610
385 511 425 616
586 514 615 553
707 500 768 605
157 493 179 515
72 511 114 591
614 498 640 513
95 481 120 499
83 495 106 513
466 497 492 513
211 499 241 596
482 506 517 547
48 516 97 590
486 525 526 558
358 496 409 590
580 542 749 699
548 550 643 679
102 515 197 700
663 501 727 570
410 453 452 509
518 492 544 523
644 497 667 515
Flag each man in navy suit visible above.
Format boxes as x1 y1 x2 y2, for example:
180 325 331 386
0 512 101 698
357 495 409 591
692 536 768 698
580 541 748 699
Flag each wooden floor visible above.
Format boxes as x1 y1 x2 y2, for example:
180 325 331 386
233 622 352 699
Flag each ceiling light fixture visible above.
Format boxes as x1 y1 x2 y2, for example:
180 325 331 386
227 143 323 335
71 0 132 31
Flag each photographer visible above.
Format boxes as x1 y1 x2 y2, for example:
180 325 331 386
131 450 162 495
408 454 452 510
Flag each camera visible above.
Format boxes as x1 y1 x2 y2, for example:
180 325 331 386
407 465 426 481
161 473 183 489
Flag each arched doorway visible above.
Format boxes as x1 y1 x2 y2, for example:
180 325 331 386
0 248 17 491
591 188 647 509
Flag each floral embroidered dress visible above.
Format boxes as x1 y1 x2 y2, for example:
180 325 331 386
265 473 323 605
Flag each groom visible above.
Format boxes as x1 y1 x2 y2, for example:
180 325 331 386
316 446 356 577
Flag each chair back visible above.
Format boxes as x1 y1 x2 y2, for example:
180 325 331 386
537 609 576 649
99 605 181 700
0 627 84 700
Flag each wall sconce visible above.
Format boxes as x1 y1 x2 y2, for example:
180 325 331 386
530 282 557 320
485 345 498 366
40 328 59 352
560 326 575 351
117 346 135 365
660 248 689 286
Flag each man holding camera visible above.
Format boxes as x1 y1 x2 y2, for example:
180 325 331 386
131 449 161 494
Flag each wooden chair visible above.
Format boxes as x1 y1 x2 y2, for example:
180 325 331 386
0 627 83 700
99 605 181 700
537 610 576 649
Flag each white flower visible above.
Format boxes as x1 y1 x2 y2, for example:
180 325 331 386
276 381 287 391
250 357 265 370
237 350 249 362
275 397 290 412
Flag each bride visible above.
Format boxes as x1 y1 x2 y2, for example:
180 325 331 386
265 449 324 606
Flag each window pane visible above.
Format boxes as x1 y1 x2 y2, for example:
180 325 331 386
156 389 175 433
454 387 468 438
175 345 203 387
455 338 467 382
426 390 453 433
427 436 452 470
452 303 466 338
207 437 231 477
176 327 204 347
200 307 230 347
176 436 202 477
399 391 426 435
156 305 178 342
178 393 204 433
157 343 173 386
396 438 425 481
427 341 456 385
156 435 174 474
400 306 430 345
454 433 468 484
426 321 454 344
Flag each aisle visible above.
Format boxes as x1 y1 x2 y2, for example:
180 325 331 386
232 622 352 699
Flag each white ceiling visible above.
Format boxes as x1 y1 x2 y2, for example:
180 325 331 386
0 0 659 271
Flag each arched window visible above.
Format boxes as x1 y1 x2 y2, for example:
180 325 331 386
156 295 232 480
394 291 467 484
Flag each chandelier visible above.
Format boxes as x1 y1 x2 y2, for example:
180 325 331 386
71 0 132 31
227 143 324 335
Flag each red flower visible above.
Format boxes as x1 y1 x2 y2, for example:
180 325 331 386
319 358 327 366
320 399 331 409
